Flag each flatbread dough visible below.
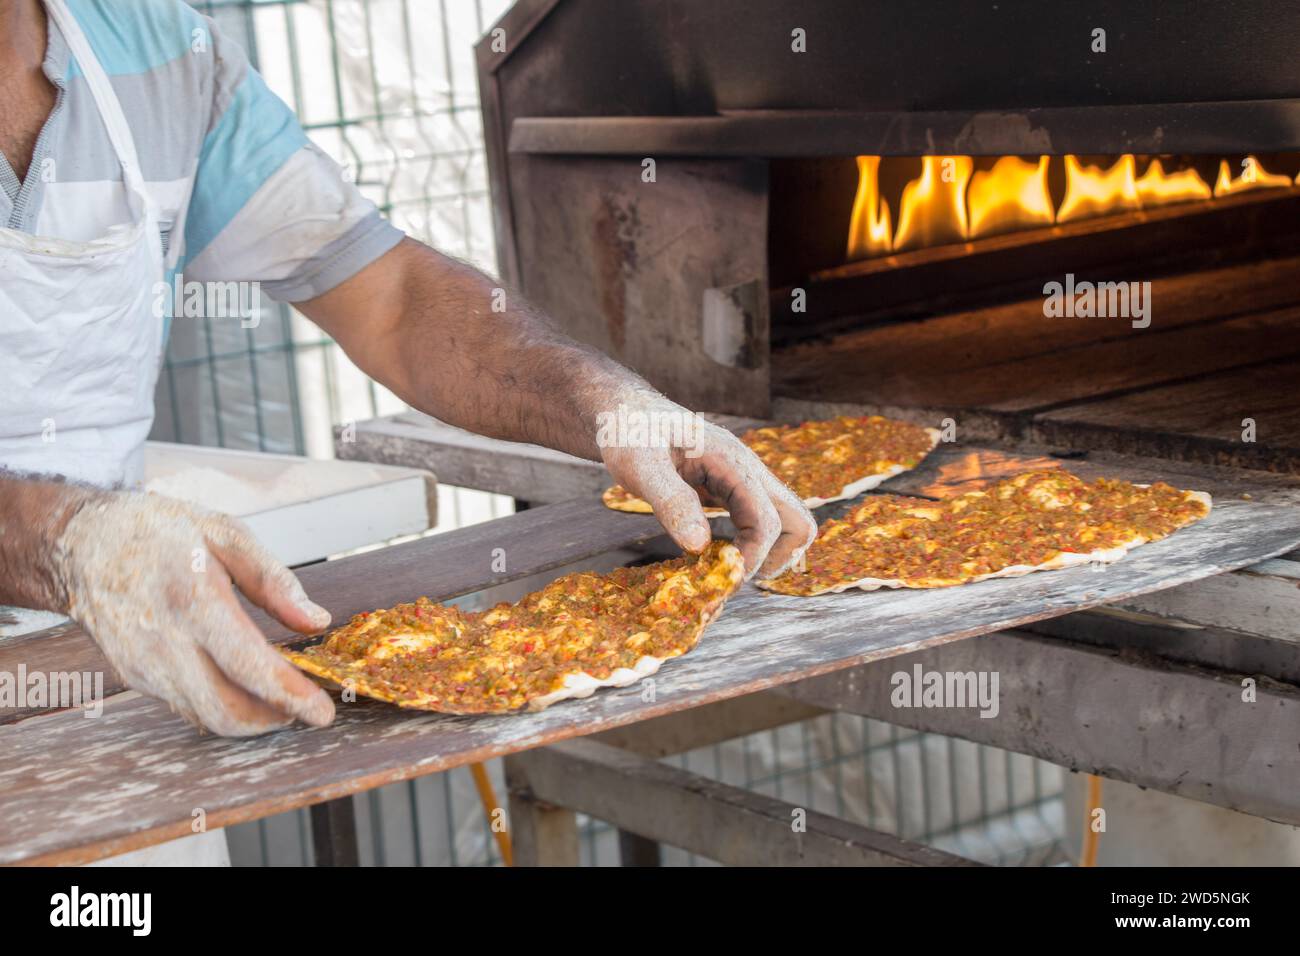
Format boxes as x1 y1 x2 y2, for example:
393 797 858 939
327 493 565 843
601 484 728 516
758 470 1211 596
603 416 941 515
283 541 745 714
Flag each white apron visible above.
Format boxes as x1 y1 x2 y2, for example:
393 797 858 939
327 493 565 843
0 0 165 490
0 0 229 867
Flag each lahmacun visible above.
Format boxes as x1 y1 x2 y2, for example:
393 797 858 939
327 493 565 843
283 541 745 714
759 471 1211 596
603 415 941 515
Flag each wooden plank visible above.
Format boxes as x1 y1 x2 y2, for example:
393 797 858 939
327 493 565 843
345 412 1300 508
2 495 1298 865
505 738 977 867
1115 560 1300 643
344 418 1300 647
504 756 580 868
339 415 610 504
779 629 1300 825
591 692 824 757
0 498 671 725
975 308 1300 414
520 691 826 866
1024 607 1300 685
1031 355 1300 470
846 305 1300 414
773 254 1300 407
338 410 767 504
616 831 662 867
309 797 360 867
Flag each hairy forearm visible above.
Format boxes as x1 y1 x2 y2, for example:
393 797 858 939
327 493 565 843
0 475 95 612
308 239 658 461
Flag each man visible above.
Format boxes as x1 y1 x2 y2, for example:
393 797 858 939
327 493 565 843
0 0 815 738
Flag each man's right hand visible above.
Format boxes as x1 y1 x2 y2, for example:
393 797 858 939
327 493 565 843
45 491 335 736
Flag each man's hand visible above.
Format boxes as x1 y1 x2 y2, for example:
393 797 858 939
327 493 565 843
47 491 335 736
599 389 816 579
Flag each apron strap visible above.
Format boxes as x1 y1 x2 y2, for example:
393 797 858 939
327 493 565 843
42 0 160 247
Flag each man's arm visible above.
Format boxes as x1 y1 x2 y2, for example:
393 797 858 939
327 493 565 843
298 238 816 578
0 477 89 613
296 237 646 461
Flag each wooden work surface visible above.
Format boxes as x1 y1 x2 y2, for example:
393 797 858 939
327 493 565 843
336 413 1300 651
341 408 1300 508
0 499 671 726
3 453 1300 864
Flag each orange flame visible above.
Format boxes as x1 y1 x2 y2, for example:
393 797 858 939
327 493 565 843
846 153 1293 261
1215 155 1293 196
893 156 972 251
845 156 893 257
967 156 1053 239
1135 157 1212 204
1058 154 1140 223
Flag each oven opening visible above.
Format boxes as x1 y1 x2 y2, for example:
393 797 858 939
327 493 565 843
767 153 1300 470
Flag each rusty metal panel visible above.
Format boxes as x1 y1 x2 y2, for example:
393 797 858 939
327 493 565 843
510 155 771 415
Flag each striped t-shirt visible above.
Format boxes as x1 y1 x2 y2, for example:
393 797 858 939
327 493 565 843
3 0 403 303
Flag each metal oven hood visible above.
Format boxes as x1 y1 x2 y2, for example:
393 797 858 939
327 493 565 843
481 0 1300 158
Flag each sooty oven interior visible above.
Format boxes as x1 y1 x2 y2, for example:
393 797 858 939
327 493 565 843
478 0 1300 473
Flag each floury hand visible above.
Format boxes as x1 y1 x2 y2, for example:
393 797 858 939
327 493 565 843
44 490 335 736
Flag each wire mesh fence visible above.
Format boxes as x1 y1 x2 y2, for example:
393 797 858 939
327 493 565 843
159 0 1068 867
155 0 500 457
227 712 1068 867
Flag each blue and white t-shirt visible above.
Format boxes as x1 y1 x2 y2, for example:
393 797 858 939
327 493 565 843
2 0 403 302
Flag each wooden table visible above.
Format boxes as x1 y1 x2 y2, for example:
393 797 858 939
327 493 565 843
338 413 1300 864
3 418 1299 866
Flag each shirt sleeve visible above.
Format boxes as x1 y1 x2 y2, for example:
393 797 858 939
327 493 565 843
178 15 404 301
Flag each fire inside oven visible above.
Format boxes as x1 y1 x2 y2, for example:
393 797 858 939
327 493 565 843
765 152 1300 472
844 153 1298 258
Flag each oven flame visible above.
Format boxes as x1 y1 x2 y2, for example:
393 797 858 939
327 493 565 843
1058 154 1140 223
967 156 1053 239
847 153 1294 260
846 156 894 257
1135 157 1213 205
894 156 972 251
1214 156 1293 195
